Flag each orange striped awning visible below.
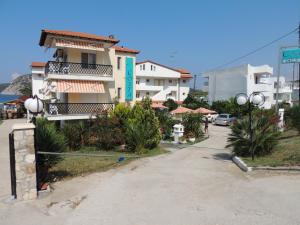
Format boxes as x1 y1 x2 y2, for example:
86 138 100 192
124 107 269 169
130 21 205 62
56 80 105 93
55 39 104 51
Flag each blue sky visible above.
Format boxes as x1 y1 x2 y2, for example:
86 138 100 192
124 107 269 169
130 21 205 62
0 0 299 88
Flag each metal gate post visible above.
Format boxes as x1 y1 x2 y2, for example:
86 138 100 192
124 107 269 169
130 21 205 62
9 132 17 199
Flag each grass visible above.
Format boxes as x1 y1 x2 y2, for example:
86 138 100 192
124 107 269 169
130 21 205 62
242 129 300 167
47 146 169 181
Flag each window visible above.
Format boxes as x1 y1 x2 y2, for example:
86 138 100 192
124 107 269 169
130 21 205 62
140 65 142 70
117 57 121 70
151 65 153 71
182 80 186 83
153 66 156 71
136 91 140 98
117 88 122 99
183 92 185 95
81 53 96 69
143 64 145 70
146 92 150 96
146 79 150 83
169 80 172 84
136 79 140 85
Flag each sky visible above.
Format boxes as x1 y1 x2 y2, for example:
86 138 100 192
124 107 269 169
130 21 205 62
0 0 299 88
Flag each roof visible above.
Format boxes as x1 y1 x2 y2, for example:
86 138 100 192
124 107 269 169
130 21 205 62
39 29 119 46
193 107 217 114
176 68 193 79
31 62 46 67
113 45 140 54
170 106 193 115
151 102 168 109
136 60 192 78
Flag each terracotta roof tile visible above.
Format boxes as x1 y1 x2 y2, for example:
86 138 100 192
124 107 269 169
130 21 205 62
113 45 140 54
193 107 217 114
31 62 46 67
170 106 193 115
39 29 119 46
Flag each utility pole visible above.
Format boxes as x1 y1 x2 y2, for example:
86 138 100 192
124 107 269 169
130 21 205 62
193 74 197 90
298 21 300 104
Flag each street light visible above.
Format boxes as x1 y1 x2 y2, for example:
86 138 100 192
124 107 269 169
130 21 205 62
235 92 265 161
24 95 44 124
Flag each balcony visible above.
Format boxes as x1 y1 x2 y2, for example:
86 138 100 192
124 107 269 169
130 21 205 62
45 61 113 81
45 103 114 120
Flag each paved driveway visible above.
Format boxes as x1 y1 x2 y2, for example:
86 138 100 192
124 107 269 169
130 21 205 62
0 119 26 198
1 125 300 225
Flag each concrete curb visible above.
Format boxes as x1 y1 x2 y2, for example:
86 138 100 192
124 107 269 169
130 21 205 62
232 156 300 172
232 156 252 172
252 166 300 172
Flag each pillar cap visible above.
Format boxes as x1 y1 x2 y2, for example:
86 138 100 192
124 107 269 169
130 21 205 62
12 123 35 132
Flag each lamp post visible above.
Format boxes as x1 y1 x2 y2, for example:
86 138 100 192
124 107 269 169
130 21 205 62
24 95 44 124
235 92 265 161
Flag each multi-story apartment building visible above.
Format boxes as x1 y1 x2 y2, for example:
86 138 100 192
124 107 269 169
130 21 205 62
202 64 292 109
135 60 192 102
32 29 139 120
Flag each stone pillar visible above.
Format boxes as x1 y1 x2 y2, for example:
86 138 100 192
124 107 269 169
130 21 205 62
12 123 37 201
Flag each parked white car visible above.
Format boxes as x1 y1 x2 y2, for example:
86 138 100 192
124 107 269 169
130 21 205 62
214 114 236 126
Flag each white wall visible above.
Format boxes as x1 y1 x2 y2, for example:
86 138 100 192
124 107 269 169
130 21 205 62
32 70 46 99
136 62 180 78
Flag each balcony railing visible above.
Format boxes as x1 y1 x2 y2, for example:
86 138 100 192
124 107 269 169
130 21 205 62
45 103 114 116
45 61 113 77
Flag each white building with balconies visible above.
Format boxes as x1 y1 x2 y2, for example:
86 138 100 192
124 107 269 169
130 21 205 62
202 64 292 109
135 60 192 102
31 29 139 120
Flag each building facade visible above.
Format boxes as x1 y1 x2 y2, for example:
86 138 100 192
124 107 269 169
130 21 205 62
32 29 139 120
202 64 292 109
135 60 192 102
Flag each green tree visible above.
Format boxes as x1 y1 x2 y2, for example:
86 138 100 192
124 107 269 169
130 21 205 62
156 110 176 140
287 105 300 134
183 93 209 110
163 98 178 111
125 98 162 153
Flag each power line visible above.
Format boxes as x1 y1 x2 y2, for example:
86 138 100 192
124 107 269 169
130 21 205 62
207 27 299 71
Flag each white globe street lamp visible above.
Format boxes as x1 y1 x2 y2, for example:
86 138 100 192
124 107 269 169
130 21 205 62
235 92 265 161
236 94 247 106
24 95 44 123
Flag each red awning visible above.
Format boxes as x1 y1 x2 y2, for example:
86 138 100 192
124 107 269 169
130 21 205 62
56 80 105 93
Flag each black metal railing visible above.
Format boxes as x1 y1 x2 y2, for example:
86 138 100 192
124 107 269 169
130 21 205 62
45 103 114 115
45 61 113 77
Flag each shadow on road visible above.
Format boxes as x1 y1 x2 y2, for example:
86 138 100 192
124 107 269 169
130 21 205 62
212 152 232 161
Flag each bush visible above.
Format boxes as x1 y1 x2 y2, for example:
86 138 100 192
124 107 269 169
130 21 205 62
125 98 162 153
36 118 66 184
155 110 176 140
62 121 88 150
93 114 125 150
182 113 203 138
109 103 131 124
227 112 280 157
287 105 300 133
163 98 178 111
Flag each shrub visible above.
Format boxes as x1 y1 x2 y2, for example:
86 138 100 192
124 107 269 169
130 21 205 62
163 98 178 111
227 113 280 157
182 113 203 138
287 105 300 133
155 110 176 140
125 98 162 153
36 118 66 184
62 121 88 150
93 114 125 150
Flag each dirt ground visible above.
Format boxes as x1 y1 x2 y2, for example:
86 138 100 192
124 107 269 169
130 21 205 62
1 124 300 225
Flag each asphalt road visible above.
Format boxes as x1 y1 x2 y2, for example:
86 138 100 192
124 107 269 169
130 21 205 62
1 124 300 225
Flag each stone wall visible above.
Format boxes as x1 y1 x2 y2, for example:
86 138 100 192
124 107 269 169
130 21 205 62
12 123 37 200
